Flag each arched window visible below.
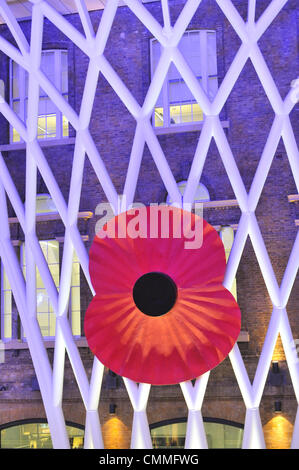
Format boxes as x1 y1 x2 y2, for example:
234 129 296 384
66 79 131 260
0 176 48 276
166 180 210 205
150 417 243 449
10 49 69 143
0 419 84 448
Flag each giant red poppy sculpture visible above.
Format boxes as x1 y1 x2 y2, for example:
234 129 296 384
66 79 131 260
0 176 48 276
84 205 241 385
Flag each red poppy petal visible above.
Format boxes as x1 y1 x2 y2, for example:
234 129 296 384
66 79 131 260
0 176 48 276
85 206 241 385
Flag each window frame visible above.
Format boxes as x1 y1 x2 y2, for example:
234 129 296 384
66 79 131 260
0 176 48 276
69 250 81 338
1 194 82 342
20 239 60 341
0 261 12 342
150 417 244 449
0 418 84 449
9 48 69 143
166 180 210 205
150 29 218 130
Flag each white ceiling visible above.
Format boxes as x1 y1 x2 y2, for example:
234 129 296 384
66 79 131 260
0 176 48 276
0 0 129 24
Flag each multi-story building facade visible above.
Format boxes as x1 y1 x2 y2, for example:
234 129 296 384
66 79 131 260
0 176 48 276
0 0 297 449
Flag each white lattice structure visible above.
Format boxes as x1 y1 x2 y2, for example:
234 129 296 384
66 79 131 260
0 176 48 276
0 0 298 449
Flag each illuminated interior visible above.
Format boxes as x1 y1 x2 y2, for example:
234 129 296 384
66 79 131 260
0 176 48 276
0 421 84 449
10 50 69 142
151 419 243 449
1 194 81 340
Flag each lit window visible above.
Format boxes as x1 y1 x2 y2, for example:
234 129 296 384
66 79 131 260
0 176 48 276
166 181 210 205
10 49 69 142
166 183 237 300
151 30 218 128
1 264 12 341
35 193 58 214
21 240 59 339
70 250 81 337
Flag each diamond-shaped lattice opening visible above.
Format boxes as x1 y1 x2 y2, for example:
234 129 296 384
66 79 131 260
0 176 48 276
255 139 298 281
257 9 297 100
226 61 275 192
236 236 273 359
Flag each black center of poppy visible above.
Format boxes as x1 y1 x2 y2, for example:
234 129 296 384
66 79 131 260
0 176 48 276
133 272 177 317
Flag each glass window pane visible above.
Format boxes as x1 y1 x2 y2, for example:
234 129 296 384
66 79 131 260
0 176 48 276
151 40 164 109
45 114 57 137
3 270 11 291
11 50 68 142
62 115 69 137
36 291 49 313
168 62 180 82
151 422 186 448
71 287 81 336
12 100 20 115
178 31 201 76
71 287 80 311
3 313 12 339
151 30 217 128
169 80 193 105
169 105 181 124
220 226 237 300
49 264 59 283
49 313 56 336
36 268 45 288
192 103 203 122
41 51 55 83
71 266 80 286
208 76 218 101
12 62 20 98
47 241 59 264
3 291 12 313
151 421 243 449
2 266 12 340
36 194 57 214
181 104 192 123
151 39 161 72
71 253 81 336
207 31 217 76
12 78 19 99
38 97 56 115
22 240 59 338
